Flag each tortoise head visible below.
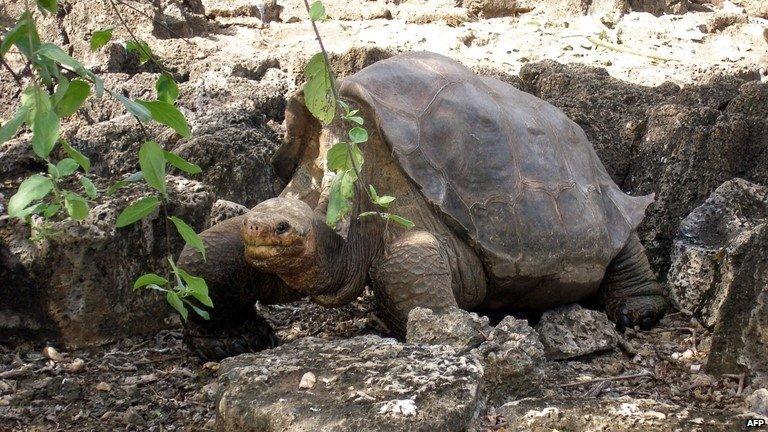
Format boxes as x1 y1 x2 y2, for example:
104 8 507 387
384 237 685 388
242 197 317 280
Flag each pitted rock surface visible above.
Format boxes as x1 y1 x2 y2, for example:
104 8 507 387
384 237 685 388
406 307 491 350
667 178 768 374
215 335 485 432
477 316 545 396
535 304 620 359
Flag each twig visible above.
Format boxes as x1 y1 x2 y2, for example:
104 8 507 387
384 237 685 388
0 365 31 379
723 373 745 397
116 0 194 44
561 371 654 388
0 56 23 88
106 0 172 75
584 379 610 397
585 35 679 62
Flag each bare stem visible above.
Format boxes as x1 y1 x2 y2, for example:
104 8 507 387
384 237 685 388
0 56 24 88
116 0 194 44
106 0 172 75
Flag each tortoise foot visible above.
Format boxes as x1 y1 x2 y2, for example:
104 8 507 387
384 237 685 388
614 295 668 331
184 317 278 361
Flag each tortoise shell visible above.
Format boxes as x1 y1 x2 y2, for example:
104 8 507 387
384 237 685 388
280 51 653 291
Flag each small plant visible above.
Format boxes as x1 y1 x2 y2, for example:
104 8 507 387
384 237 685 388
302 0 414 229
0 0 211 322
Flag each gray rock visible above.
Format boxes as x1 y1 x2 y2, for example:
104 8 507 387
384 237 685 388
0 177 214 348
667 179 768 374
747 388 768 418
215 335 484 432
406 307 490 350
535 304 619 360
477 316 544 395
208 199 250 228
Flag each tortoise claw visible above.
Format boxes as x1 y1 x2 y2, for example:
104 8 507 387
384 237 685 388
614 295 668 331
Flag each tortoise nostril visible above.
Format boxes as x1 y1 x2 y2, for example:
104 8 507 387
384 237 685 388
275 221 290 235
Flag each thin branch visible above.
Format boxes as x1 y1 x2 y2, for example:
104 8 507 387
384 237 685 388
115 0 194 45
561 371 654 388
106 0 172 75
0 56 24 88
301 0 383 220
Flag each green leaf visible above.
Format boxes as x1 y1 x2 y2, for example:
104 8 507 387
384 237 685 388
348 126 368 143
55 79 90 117
139 141 167 195
47 162 60 178
15 202 47 219
42 203 61 217
8 175 53 218
326 142 363 173
116 196 160 227
80 177 98 199
358 211 377 218
304 53 335 124
90 28 113 51
36 0 57 14
125 40 152 65
53 76 69 103
111 92 151 122
64 192 89 221
1 13 39 57
186 302 210 320
31 92 59 159
164 151 201 174
136 100 190 138
166 291 188 321
177 268 213 307
133 273 168 290
384 213 415 228
36 43 88 76
169 216 206 261
155 73 179 104
309 0 325 21
0 107 29 145
368 184 379 201
346 116 364 125
326 172 353 227
56 158 80 176
376 195 396 208
107 171 144 195
61 140 91 173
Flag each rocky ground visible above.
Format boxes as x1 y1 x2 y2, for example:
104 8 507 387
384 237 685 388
2 0 768 430
0 292 760 431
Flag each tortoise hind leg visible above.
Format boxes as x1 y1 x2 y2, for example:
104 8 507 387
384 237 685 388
178 214 301 360
370 231 458 337
599 233 668 330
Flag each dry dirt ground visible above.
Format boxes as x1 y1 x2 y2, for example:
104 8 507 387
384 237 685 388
1 0 767 430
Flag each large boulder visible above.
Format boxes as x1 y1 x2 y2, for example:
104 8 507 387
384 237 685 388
215 335 485 432
406 307 490 350
666 178 768 375
0 176 215 348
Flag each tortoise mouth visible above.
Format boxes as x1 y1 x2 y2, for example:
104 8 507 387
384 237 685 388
243 237 306 268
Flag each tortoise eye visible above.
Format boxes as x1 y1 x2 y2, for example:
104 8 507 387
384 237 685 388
275 221 290 235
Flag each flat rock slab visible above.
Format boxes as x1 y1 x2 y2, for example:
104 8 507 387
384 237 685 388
215 335 484 432
535 304 619 360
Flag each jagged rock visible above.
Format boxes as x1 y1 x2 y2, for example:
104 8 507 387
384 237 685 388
666 179 768 374
215 335 484 432
747 388 768 418
477 316 544 395
0 177 215 348
172 104 281 207
628 0 689 15
667 179 768 326
406 307 490 350
462 0 529 18
201 0 282 21
535 304 619 359
208 199 250 228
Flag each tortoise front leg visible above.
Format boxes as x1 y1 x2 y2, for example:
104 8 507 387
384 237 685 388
370 231 458 337
599 233 669 330
178 214 302 360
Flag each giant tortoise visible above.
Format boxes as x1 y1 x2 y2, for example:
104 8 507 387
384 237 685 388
179 51 668 360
